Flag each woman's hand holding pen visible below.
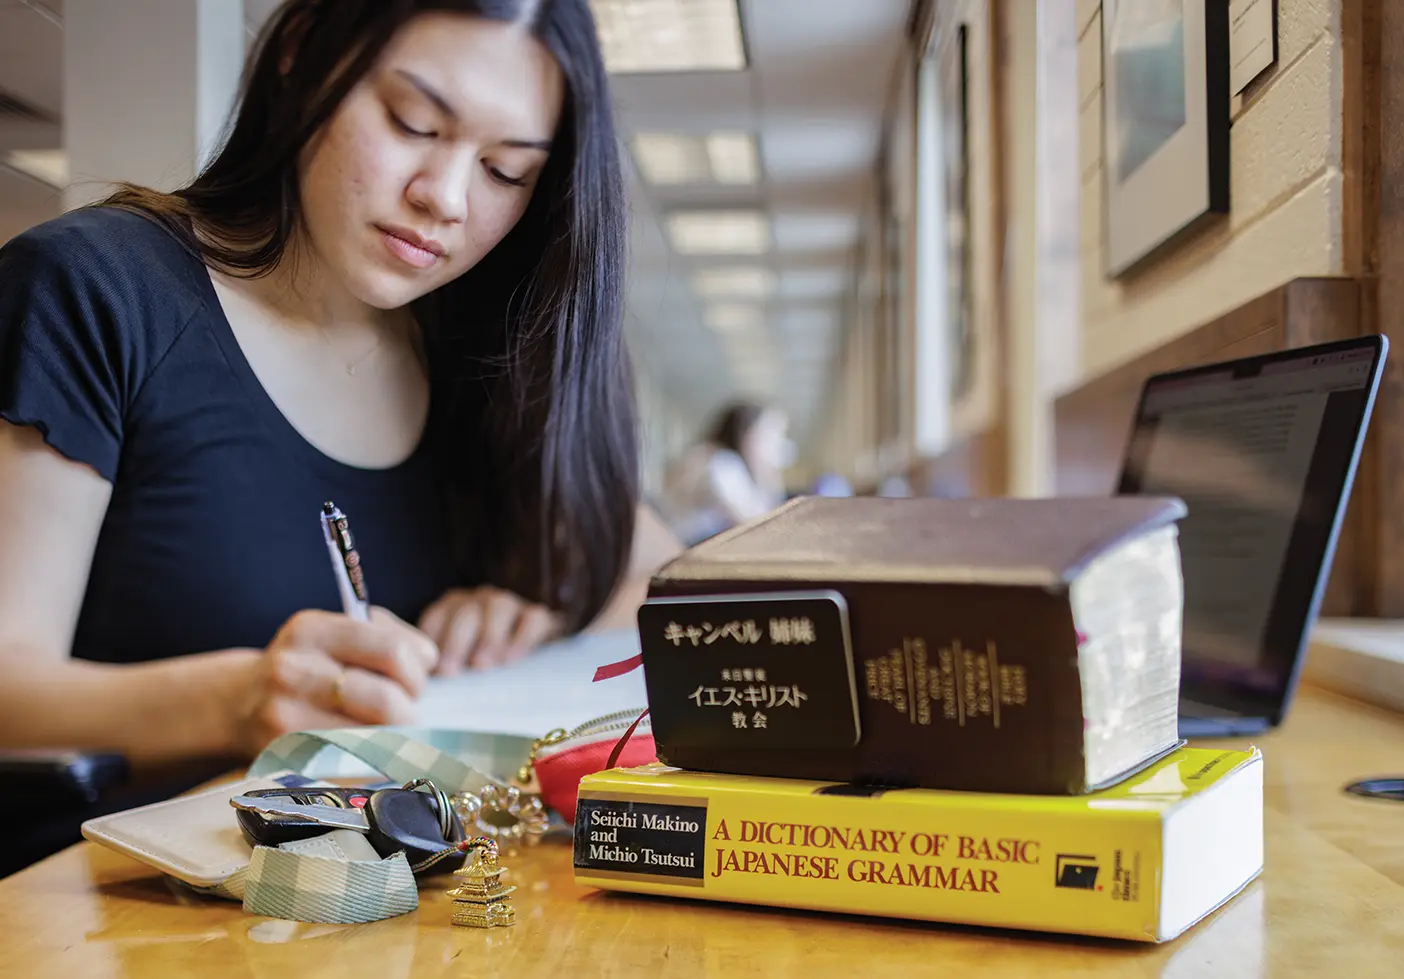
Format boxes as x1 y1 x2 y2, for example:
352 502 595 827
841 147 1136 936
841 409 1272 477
230 607 439 756
420 586 563 675
224 506 565 757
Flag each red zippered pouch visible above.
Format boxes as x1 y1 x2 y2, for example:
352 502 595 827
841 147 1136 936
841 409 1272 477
527 708 655 824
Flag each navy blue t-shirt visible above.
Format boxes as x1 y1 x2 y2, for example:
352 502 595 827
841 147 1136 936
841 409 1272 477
0 206 457 663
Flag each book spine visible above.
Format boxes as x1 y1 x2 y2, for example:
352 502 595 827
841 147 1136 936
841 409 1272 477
573 783 1165 942
639 580 1087 794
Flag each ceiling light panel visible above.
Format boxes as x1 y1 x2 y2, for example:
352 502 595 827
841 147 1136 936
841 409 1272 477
4 149 67 188
778 268 849 300
630 131 759 186
705 131 759 184
667 210 771 255
631 134 711 185
590 0 747 74
721 332 779 372
703 303 765 334
692 266 776 299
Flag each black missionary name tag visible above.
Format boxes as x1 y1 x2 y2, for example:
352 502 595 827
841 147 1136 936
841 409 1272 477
637 590 860 752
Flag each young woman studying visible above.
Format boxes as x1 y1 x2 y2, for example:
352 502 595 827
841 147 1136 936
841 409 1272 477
0 0 679 771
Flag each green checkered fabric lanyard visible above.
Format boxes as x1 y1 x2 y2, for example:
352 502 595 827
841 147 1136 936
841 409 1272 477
221 727 534 924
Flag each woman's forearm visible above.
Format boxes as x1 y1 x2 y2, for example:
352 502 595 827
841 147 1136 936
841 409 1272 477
585 504 684 634
586 573 651 633
0 647 260 768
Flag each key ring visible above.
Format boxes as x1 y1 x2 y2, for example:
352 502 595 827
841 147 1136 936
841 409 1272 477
401 778 454 839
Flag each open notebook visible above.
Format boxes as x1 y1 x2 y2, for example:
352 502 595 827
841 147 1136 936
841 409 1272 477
416 628 647 737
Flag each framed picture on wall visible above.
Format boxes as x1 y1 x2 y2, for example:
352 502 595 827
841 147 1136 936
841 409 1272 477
1102 0 1229 277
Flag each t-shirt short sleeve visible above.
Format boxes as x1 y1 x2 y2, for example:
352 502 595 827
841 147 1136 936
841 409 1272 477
0 216 143 482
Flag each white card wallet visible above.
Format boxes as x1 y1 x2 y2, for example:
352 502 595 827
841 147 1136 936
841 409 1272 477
80 772 296 888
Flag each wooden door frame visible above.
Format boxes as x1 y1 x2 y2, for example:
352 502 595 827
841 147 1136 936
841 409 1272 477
1353 0 1401 615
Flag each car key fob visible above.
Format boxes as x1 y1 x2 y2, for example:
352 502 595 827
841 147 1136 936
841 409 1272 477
232 786 376 848
363 784 465 871
231 779 466 872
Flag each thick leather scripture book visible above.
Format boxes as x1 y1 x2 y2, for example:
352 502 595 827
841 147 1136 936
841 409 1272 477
637 495 1188 794
572 747 1264 943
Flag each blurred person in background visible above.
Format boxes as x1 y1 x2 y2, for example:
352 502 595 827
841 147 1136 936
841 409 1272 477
660 400 794 545
0 0 680 772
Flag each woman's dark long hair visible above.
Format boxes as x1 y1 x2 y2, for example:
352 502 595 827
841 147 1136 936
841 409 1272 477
103 0 637 633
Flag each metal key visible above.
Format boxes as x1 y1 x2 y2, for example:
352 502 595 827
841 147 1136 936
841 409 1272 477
231 779 465 871
231 793 372 832
231 786 375 846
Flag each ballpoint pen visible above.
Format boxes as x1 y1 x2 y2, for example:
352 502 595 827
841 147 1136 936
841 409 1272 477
321 501 370 622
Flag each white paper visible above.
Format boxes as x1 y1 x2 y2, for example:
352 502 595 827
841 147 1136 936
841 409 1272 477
416 628 647 737
1229 0 1275 95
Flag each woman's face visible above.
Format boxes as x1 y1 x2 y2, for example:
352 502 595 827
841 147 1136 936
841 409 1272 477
743 409 793 473
297 14 565 310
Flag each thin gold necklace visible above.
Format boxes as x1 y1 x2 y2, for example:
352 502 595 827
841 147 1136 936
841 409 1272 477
316 323 384 376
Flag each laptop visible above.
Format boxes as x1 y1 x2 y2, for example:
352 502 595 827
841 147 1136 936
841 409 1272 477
1113 334 1389 738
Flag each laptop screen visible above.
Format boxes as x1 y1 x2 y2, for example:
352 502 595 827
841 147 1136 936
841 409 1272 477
1116 336 1386 713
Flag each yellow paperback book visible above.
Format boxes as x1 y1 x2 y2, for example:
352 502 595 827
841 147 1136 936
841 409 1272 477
572 746 1263 943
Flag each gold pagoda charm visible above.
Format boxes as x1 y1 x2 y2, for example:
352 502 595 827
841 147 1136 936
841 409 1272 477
448 837 517 928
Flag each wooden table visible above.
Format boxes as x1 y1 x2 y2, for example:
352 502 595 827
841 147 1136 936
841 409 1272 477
3 683 1404 978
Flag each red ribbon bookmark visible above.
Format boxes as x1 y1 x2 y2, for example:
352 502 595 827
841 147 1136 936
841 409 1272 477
592 653 642 682
606 708 651 771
